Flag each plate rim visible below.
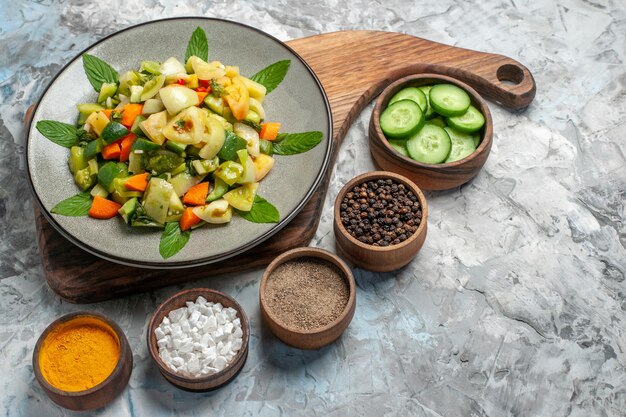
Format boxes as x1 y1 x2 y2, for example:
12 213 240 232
25 16 333 269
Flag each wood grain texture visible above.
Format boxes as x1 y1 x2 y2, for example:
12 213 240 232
30 30 536 303
333 171 428 272
369 74 493 190
259 247 356 349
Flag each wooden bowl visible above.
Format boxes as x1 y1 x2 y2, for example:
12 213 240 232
32 312 133 411
147 288 250 391
333 171 428 272
259 247 356 350
369 73 493 190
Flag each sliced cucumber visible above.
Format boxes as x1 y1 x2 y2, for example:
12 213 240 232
446 105 485 133
97 83 118 104
132 138 161 152
418 86 435 119
389 87 427 112
379 99 424 138
444 127 477 163
429 84 471 117
406 124 451 164
388 139 410 157
101 121 129 144
428 116 446 128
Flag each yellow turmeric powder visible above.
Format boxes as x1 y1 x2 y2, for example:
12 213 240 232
39 317 120 392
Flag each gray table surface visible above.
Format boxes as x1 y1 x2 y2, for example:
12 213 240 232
2 0 625 416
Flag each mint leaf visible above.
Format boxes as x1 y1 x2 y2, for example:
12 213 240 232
36 120 79 148
273 131 323 155
50 192 92 216
160 222 191 259
185 26 209 62
82 53 119 92
250 60 290 94
236 196 279 223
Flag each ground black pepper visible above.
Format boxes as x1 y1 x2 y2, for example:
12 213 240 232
265 258 349 331
339 178 422 246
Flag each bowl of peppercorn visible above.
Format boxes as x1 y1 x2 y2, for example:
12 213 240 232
333 171 428 272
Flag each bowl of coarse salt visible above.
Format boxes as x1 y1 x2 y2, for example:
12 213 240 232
147 288 249 391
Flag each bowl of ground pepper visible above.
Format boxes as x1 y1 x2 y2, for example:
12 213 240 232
334 171 428 272
33 312 132 411
260 247 356 350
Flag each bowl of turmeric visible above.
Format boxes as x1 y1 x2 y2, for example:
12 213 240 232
32 312 133 411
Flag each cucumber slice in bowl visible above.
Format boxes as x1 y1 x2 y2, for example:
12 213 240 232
446 105 485 133
389 87 427 112
418 86 436 119
379 99 424 138
387 139 410 157
429 84 471 117
444 127 477 163
406 123 451 164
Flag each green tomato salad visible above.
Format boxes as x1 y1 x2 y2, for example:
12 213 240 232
35 27 323 259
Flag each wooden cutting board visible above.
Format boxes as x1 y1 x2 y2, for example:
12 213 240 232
29 30 536 303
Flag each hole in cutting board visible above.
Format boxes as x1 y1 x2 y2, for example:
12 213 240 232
497 64 524 86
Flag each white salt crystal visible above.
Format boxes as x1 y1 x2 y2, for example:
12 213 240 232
212 303 223 313
216 312 226 325
232 327 243 339
155 327 166 340
189 310 201 326
232 338 242 351
188 356 200 374
223 323 233 335
170 357 184 368
157 339 168 349
204 315 217 333
168 307 186 323
196 296 208 305
212 356 227 371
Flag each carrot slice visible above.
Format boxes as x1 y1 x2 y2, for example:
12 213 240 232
101 142 121 160
260 122 281 140
196 91 208 103
182 182 209 206
88 196 122 219
119 133 137 162
121 104 143 128
125 172 149 192
101 109 114 119
180 207 201 231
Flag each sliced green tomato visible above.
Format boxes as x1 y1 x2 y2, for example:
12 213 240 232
234 122 260 157
244 110 261 125
118 197 139 224
185 56 202 74
406 123 452 164
429 84 471 117
445 105 485 133
128 151 145 174
118 70 144 96
101 121 129 144
223 182 259 211
252 153 275 182
236 149 256 184
140 111 168 145
192 199 232 224
69 146 88 174
207 113 233 132
204 95 225 115
97 83 118 104
140 75 165 101
77 103 105 117
379 99 424 138
214 161 244 185
90 183 109 199
444 127 477 163
146 151 184 174
170 172 203 197
192 59 226 80
389 87 427 111
142 98 165 115
217 131 247 161
159 85 200 115
74 166 96 191
198 114 226 159
129 85 144 104
160 57 186 77
206 177 229 202
191 158 219 176
142 177 174 225
248 97 265 120
167 192 185 222
388 139 410 157
140 61 161 75
418 86 436 119
239 76 267 102
162 106 204 145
